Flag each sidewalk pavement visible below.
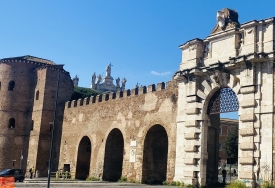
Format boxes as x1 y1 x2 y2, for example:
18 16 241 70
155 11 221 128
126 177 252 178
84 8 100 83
19 177 160 187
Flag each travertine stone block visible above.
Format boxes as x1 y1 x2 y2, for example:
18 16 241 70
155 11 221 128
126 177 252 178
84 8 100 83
254 150 261 158
201 80 212 95
185 121 198 127
183 171 195 177
241 151 254 158
186 95 197 103
240 128 255 136
240 142 255 150
261 105 274 113
239 171 254 179
185 145 197 152
186 108 198 115
240 85 255 94
240 99 255 108
197 89 206 100
184 158 195 165
240 111 255 122
187 81 197 96
185 133 198 140
239 157 254 165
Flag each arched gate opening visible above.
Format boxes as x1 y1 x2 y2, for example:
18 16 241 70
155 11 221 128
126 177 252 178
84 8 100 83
142 124 168 184
75 136 91 179
206 87 239 185
102 128 124 181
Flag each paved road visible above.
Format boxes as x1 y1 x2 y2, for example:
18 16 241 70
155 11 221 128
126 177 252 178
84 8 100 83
15 182 172 188
14 178 173 188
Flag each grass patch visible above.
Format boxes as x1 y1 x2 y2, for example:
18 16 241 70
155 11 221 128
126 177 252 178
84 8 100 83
86 176 100 181
226 180 249 188
118 176 127 182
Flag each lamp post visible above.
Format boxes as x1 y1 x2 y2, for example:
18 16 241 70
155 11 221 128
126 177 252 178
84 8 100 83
47 74 60 188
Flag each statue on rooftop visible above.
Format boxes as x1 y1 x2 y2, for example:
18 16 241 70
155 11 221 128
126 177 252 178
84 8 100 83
72 75 79 87
91 72 96 85
211 8 240 34
106 63 112 76
121 78 126 89
97 74 102 84
116 77 120 87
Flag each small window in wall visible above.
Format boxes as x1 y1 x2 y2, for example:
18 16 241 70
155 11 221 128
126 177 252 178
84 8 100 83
219 142 222 151
0 81 1 90
36 90 39 100
9 118 15 128
8 81 15 91
219 127 222 135
12 160 16 167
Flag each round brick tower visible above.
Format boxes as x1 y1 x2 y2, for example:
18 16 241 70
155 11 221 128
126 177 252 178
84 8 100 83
0 56 73 173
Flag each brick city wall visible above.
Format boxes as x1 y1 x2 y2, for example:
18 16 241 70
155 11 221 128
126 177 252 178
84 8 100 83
59 81 178 183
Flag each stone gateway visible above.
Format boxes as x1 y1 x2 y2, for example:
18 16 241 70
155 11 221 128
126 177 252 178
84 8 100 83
0 8 274 187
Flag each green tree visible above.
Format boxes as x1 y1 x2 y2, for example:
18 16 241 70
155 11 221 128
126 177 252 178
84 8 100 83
223 127 238 160
70 86 100 101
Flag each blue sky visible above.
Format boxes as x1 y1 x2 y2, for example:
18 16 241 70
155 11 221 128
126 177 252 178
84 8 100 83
1 1 274 119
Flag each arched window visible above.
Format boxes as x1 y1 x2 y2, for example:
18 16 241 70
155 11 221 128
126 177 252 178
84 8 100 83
36 90 39 100
8 81 15 91
9 118 15 128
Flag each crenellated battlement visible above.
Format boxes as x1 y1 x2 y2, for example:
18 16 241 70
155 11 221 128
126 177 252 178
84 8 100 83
66 81 175 109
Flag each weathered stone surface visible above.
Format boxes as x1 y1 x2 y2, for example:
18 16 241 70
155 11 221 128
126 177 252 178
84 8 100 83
240 143 255 150
239 171 254 179
240 111 255 122
240 128 255 136
184 133 198 140
239 157 254 165
185 108 198 115
185 145 197 152
184 158 195 165
185 121 199 127
240 99 256 108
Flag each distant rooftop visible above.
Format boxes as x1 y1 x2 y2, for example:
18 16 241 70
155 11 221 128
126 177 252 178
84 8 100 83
1 55 55 65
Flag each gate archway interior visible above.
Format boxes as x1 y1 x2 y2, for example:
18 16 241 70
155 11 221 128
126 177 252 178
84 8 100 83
75 136 91 180
206 87 239 184
142 124 168 184
102 128 124 181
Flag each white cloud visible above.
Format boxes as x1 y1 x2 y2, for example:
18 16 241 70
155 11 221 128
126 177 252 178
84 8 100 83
150 71 171 76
